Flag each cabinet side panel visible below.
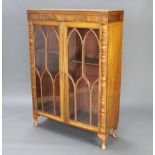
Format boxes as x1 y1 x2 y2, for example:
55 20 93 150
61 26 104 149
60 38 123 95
106 22 123 131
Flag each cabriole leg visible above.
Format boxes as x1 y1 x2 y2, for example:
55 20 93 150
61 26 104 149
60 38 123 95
34 118 38 127
112 128 117 138
97 133 108 149
33 114 39 127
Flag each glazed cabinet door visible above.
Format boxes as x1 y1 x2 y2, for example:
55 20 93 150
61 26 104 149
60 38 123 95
64 22 101 131
31 21 63 122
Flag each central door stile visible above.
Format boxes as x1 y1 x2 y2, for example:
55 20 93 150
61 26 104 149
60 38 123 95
59 21 65 122
63 22 69 123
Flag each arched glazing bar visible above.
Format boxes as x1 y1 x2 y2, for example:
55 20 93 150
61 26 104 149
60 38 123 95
67 27 100 126
33 25 60 116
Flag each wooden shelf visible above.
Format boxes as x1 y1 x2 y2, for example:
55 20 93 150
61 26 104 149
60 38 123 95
36 49 59 55
70 58 99 66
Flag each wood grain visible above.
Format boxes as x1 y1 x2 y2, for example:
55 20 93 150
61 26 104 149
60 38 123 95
27 10 124 149
27 10 124 24
106 21 123 132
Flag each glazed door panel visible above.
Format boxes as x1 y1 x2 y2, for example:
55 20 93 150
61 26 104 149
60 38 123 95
33 21 63 121
64 22 101 129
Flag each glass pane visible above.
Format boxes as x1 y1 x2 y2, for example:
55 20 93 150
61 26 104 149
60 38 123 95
47 26 60 116
84 30 99 66
34 25 60 117
34 26 45 112
34 26 45 75
36 71 41 111
68 78 75 120
84 29 99 126
76 28 89 39
76 78 90 124
68 29 82 82
42 71 54 114
47 27 59 77
68 29 82 121
54 74 60 116
68 27 99 127
91 81 99 126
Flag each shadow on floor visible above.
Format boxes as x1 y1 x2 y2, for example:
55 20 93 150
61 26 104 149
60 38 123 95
37 118 100 146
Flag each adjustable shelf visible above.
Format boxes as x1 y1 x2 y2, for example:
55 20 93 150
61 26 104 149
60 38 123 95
35 49 59 55
70 57 99 66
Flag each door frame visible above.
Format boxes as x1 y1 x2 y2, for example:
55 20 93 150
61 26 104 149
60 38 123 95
30 20 64 122
63 21 102 132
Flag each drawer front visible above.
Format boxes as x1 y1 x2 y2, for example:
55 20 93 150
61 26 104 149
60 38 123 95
31 21 64 122
64 22 101 131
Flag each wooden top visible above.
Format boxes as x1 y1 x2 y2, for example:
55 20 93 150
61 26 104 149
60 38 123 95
27 9 124 23
27 9 124 15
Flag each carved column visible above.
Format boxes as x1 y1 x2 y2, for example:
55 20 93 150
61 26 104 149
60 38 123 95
99 23 108 134
28 21 38 119
97 19 109 149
